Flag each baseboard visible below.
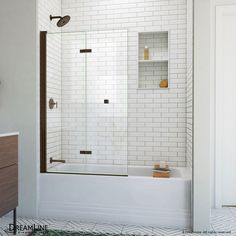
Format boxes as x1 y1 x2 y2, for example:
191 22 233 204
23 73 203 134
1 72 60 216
38 201 191 229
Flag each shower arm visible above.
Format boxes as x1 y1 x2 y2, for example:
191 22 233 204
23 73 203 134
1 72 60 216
50 15 62 21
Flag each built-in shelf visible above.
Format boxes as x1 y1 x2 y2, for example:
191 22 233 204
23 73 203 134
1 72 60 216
138 31 169 89
137 88 169 90
139 59 168 63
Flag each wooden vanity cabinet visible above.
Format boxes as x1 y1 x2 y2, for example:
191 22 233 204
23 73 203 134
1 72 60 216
0 134 18 235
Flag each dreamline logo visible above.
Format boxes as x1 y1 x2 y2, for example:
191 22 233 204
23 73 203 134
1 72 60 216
5 223 49 234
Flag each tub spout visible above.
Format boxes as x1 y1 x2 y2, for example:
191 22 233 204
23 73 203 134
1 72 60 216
50 158 66 164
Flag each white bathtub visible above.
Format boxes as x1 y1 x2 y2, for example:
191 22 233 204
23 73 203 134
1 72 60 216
39 164 191 229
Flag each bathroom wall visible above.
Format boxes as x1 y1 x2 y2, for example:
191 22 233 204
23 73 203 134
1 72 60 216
186 0 193 168
193 0 211 230
38 0 62 168
0 0 38 217
61 0 188 167
38 0 61 33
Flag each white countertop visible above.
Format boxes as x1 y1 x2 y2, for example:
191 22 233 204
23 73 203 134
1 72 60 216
0 132 19 138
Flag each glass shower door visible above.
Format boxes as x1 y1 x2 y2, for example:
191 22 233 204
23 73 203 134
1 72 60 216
46 31 87 172
60 32 87 167
86 30 128 175
46 30 127 176
46 32 63 169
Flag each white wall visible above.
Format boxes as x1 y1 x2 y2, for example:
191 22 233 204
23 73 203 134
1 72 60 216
210 0 236 208
193 0 236 229
61 0 189 167
186 0 193 169
193 0 211 230
38 0 62 33
186 0 193 227
0 0 38 217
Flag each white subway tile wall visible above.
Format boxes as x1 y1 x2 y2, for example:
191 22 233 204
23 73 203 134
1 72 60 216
38 0 62 168
61 0 188 167
38 0 61 33
186 0 193 168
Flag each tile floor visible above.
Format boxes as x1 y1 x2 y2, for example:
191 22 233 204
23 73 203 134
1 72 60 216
0 208 235 236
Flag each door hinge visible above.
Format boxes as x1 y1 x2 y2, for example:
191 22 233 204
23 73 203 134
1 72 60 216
80 49 92 53
80 150 92 155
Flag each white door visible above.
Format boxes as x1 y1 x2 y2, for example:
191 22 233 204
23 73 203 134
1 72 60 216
216 5 236 206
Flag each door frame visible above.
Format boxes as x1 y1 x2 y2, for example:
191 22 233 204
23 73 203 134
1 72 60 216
215 5 223 209
193 0 211 230
214 4 236 208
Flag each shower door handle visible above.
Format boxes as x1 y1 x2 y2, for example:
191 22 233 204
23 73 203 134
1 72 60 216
49 98 58 109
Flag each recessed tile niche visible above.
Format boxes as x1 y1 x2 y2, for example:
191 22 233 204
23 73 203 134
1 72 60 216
138 31 169 89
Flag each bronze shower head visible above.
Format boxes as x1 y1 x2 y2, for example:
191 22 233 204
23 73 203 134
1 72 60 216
50 15 71 27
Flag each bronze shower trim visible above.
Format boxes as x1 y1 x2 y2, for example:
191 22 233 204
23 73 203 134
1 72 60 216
40 31 47 173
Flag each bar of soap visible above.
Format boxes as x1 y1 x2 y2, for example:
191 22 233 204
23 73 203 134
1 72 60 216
159 79 168 88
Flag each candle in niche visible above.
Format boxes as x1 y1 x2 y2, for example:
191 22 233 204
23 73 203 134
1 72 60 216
144 45 149 60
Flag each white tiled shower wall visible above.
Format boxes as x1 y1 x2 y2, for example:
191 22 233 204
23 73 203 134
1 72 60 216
38 0 62 168
186 0 193 168
61 0 189 167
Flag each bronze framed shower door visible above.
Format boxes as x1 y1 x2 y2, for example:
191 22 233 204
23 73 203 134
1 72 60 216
40 31 47 173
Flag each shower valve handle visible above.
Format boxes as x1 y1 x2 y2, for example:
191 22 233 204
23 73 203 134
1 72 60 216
49 98 58 109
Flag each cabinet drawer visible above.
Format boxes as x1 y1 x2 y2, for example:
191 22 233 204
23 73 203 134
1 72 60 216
0 135 18 169
0 165 18 217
